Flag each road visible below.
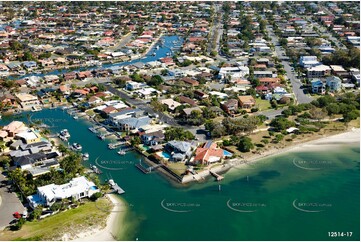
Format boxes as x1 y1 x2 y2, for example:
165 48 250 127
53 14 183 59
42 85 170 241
265 24 313 104
103 83 178 126
257 108 286 120
0 173 25 230
108 33 133 51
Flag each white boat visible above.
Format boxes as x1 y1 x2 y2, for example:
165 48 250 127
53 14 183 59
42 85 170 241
31 106 42 112
82 153 89 160
72 143 82 151
117 149 126 155
108 179 115 186
60 129 70 138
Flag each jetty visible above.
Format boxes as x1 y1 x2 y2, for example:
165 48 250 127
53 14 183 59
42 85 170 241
108 141 126 149
108 179 125 194
135 163 162 174
135 163 150 174
91 165 102 174
209 170 224 181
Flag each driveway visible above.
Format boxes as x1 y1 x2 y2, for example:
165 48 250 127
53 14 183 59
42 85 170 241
0 173 25 230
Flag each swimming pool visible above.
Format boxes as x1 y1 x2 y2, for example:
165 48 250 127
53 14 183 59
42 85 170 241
223 150 233 157
160 151 171 159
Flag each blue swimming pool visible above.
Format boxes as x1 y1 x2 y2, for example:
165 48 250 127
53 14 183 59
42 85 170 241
161 151 171 159
223 150 233 157
90 186 98 190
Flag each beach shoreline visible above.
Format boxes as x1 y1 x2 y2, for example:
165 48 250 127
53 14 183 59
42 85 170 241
182 128 360 183
73 194 127 241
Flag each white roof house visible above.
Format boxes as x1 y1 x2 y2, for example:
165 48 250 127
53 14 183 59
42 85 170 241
27 176 99 208
160 99 181 111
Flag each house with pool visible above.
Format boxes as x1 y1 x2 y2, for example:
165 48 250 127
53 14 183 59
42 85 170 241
27 176 99 208
192 141 233 165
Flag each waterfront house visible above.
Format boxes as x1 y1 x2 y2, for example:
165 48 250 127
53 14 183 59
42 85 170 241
238 95 256 109
15 93 39 108
77 71 93 80
165 141 195 162
27 176 99 208
193 141 232 165
22 61 37 70
43 75 60 85
63 72 77 81
108 109 144 126
88 96 104 106
118 116 151 133
141 130 165 146
0 94 17 110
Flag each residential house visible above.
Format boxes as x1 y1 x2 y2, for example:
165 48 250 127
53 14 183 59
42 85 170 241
43 75 60 85
311 79 326 94
165 141 195 162
193 141 232 165
15 128 41 144
15 93 39 108
1 121 27 140
238 95 256 109
77 71 93 80
181 107 202 117
0 94 17 110
326 76 342 92
307 65 331 78
253 71 274 78
221 99 238 114
141 130 165 146
330 65 349 79
259 77 280 86
118 116 151 133
179 96 197 107
299 56 320 68
27 176 99 208
194 90 209 100
180 77 199 87
125 81 145 91
160 99 182 112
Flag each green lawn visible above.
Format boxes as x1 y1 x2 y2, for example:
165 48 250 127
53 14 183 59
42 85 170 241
166 162 187 176
0 198 112 241
255 98 271 111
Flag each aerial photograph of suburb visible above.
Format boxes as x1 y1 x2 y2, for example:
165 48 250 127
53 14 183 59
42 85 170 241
0 1 359 241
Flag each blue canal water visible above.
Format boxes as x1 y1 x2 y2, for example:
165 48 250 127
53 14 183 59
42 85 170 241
0 109 359 241
8 35 183 80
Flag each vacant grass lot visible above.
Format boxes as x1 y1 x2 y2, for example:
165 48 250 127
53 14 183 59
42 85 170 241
0 197 112 241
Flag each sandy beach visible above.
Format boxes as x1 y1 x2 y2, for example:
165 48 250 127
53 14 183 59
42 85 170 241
182 128 360 183
72 194 127 241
